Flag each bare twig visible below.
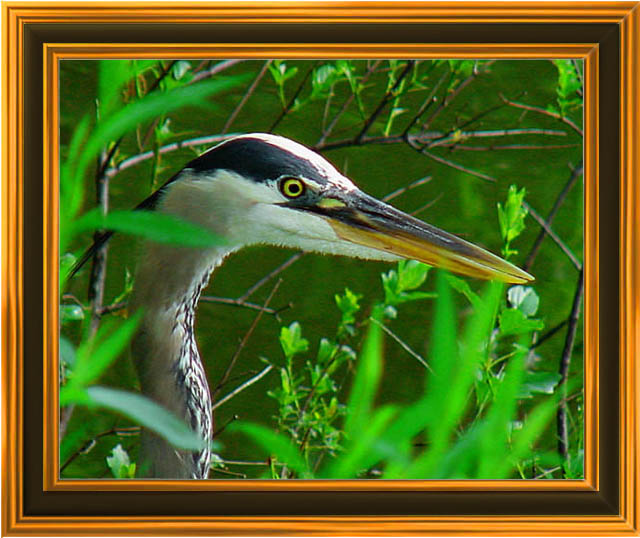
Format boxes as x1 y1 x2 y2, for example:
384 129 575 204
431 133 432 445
557 270 584 471
105 134 239 178
382 175 432 202
500 93 583 137
402 70 448 137
422 60 496 131
523 201 582 271
269 62 318 133
369 317 432 372
237 253 304 303
410 192 444 217
355 60 415 143
530 319 569 350
189 60 245 84
222 60 272 134
212 365 274 411
450 143 580 152
199 295 282 316
60 426 140 474
317 60 382 147
417 147 497 183
212 414 239 438
212 279 282 397
524 162 583 271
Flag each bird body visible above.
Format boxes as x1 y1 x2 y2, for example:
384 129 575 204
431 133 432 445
114 133 534 478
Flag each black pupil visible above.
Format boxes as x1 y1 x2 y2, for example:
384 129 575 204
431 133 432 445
287 181 301 195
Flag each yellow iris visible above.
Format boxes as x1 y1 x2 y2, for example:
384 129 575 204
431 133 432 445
280 177 305 198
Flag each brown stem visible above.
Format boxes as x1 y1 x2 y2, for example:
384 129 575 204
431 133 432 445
500 93 583 137
222 60 272 134
524 162 583 271
556 270 584 472
269 62 317 133
355 60 415 143
522 201 582 271
212 279 282 398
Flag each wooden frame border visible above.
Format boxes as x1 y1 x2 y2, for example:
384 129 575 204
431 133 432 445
2 2 638 535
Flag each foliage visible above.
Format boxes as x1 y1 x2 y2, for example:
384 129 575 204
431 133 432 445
59 60 243 476
60 58 583 480
232 186 560 479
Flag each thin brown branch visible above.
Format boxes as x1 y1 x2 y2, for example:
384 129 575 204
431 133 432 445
450 144 580 152
269 62 318 133
60 426 140 474
105 134 238 178
523 201 582 271
212 414 239 438
355 60 415 143
382 175 432 202
212 279 282 398
369 317 432 372
422 60 496 131
237 253 304 303
410 192 444 217
524 162 583 271
401 70 448 137
189 59 245 84
317 60 382 147
416 146 497 183
211 365 274 412
199 295 282 316
500 93 583 137
222 60 272 134
557 270 584 471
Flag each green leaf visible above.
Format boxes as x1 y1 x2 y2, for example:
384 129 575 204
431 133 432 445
171 60 192 81
69 75 247 220
61 312 143 406
106 444 136 478
499 308 544 336
59 336 77 368
382 261 433 305
344 306 384 438
98 60 132 120
323 404 398 478
497 185 528 245
445 273 482 308
519 371 562 398
229 422 312 478
507 285 540 317
86 386 206 451
279 322 309 359
71 209 225 248
61 304 85 323
397 260 430 292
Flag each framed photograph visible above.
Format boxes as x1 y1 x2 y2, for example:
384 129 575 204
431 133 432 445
3 2 639 535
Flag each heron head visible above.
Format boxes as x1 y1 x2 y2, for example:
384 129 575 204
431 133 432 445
163 133 532 284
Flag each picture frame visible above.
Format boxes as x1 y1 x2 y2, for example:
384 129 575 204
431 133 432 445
2 2 638 535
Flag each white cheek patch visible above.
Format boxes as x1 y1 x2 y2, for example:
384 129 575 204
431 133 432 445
236 203 401 263
197 169 283 204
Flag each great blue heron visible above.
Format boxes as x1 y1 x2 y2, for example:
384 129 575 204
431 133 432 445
76 133 533 479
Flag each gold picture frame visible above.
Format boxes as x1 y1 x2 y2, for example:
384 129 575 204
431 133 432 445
2 2 639 535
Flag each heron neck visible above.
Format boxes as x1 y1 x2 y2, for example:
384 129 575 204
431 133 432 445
130 244 234 478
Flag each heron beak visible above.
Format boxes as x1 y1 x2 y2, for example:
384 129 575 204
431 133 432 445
312 190 533 284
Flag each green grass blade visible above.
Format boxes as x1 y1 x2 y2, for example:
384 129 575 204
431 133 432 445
343 305 384 440
86 385 206 451
61 312 142 403
70 209 226 248
229 422 312 478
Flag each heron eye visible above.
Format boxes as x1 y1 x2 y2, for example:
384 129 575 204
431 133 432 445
279 177 306 198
